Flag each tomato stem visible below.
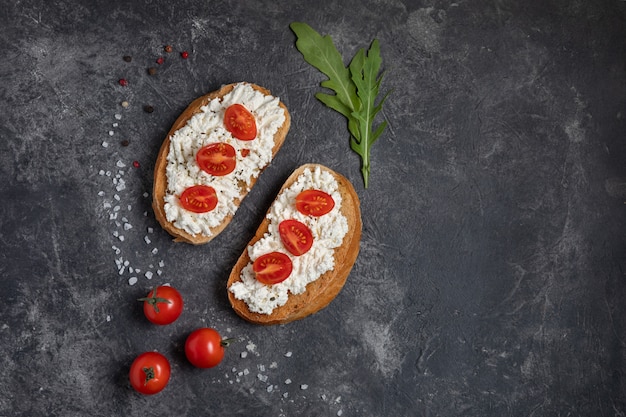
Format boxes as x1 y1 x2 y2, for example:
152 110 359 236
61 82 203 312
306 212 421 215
137 287 172 313
142 366 155 386
220 338 237 348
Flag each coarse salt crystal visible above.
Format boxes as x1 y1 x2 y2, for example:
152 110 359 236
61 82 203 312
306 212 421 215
300 384 308 390
115 113 122 120
151 248 158 254
128 277 138 285
102 141 109 148
285 379 292 385
144 236 151 244
108 131 114 136
145 271 153 280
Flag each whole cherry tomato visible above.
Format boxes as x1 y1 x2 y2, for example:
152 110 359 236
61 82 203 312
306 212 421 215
138 285 184 325
129 351 171 395
185 328 232 368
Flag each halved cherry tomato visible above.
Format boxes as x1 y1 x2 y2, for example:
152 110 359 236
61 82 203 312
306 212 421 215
224 104 256 140
279 219 314 256
180 185 218 213
138 285 183 325
196 143 236 176
129 351 171 395
253 252 293 284
185 327 232 369
295 189 335 217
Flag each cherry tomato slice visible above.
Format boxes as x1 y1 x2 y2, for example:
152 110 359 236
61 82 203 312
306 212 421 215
180 185 218 213
196 143 236 176
279 219 314 256
185 328 229 369
129 352 171 395
295 189 335 217
138 285 184 325
224 104 257 140
253 252 293 284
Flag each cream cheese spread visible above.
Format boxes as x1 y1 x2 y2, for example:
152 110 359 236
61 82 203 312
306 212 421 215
229 166 349 315
163 82 286 237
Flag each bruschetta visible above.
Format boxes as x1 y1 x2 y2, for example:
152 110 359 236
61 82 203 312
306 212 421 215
152 82 290 244
227 164 362 325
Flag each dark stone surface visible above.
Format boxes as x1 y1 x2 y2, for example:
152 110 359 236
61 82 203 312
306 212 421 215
2 0 626 416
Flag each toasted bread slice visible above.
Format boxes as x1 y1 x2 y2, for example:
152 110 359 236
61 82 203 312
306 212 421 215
152 82 290 244
227 164 362 325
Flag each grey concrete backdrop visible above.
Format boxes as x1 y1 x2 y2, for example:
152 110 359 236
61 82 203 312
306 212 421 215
2 0 626 416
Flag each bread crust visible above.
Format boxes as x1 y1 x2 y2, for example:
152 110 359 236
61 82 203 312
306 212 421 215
227 164 362 325
152 83 291 244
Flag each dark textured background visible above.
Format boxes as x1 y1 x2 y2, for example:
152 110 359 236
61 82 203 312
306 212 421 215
2 0 626 416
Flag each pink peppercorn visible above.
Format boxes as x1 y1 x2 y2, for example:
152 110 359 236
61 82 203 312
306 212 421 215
133 160 140 168
119 78 128 87
156 57 164 65
181 51 189 59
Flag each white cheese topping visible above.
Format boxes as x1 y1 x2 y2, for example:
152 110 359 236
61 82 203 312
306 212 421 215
163 82 286 237
229 166 349 315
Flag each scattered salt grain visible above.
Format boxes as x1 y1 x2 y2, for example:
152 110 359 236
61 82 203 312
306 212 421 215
157 269 163 275
98 191 105 196
116 160 126 168
128 277 138 285
102 141 109 148
147 227 154 233
112 122 118 127
99 170 105 176
123 223 132 231
114 194 120 201
300 384 308 390
284 351 292 358
337 410 343 416
257 374 268 383
241 352 248 358
115 113 122 120
108 131 114 136
144 236 151 244
103 202 111 209
284 379 292 385
267 385 274 393
283 392 289 399
151 248 158 254
145 271 153 280
118 235 125 242
106 315 111 322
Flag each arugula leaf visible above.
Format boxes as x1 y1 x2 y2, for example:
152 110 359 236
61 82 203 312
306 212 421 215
290 22 389 188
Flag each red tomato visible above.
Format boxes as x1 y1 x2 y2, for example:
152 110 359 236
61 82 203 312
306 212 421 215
253 252 293 284
224 104 257 140
196 143 236 176
185 328 231 368
279 219 314 256
180 185 218 213
129 352 171 395
138 286 183 325
295 189 335 217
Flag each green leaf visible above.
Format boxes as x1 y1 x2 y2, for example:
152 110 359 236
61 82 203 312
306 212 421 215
291 22 390 188
290 22 359 113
